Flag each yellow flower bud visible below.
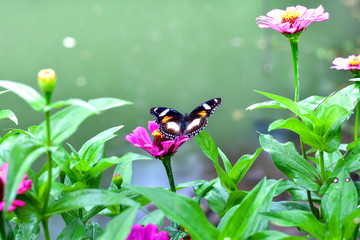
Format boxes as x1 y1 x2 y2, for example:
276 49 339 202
38 69 56 93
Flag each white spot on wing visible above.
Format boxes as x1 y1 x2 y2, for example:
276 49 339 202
166 122 181 132
203 103 211 110
186 118 201 130
159 109 170 117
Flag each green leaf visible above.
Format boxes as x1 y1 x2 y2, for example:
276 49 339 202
271 201 312 212
4 129 36 140
201 179 229 214
228 147 262 185
85 222 103 239
321 170 357 237
0 80 45 111
46 189 136 217
325 84 358 112
109 153 152 189
35 98 132 145
244 180 281 237
261 210 327 239
128 185 219 240
342 207 360 240
259 134 321 191
85 221 104 240
254 91 313 116
175 180 208 190
196 131 236 192
246 95 324 112
14 222 40 240
248 230 306 240
4 139 45 212
78 126 123 165
246 100 287 111
57 219 86 240
81 154 149 183
196 131 219 162
300 95 326 110
218 178 267 240
0 110 18 125
46 98 98 112
269 118 324 151
138 209 165 228
219 190 247 218
218 148 232 173
100 206 138 240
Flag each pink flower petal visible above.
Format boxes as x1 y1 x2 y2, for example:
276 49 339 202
154 232 170 240
17 178 32 194
0 199 26 213
127 225 145 240
144 224 159 240
0 162 8 182
256 5 329 34
148 121 159 134
125 121 190 158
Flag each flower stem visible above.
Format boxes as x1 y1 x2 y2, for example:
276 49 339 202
42 218 50 240
306 190 318 219
289 35 319 217
289 36 300 102
355 101 359 141
0 212 7 240
42 91 53 240
161 157 176 192
319 151 325 184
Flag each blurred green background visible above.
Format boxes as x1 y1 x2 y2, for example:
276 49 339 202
0 0 359 234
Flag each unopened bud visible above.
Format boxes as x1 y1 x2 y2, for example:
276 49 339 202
38 69 56 93
113 173 123 189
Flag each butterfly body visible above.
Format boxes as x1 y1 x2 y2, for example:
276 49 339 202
150 98 222 139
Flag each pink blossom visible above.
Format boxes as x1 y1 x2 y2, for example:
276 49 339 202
0 163 32 212
256 5 329 34
125 121 190 159
331 55 360 71
126 224 169 240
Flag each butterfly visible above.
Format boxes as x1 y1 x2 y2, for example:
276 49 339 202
150 98 222 139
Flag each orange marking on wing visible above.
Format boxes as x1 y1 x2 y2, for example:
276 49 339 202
197 110 208 117
162 116 174 123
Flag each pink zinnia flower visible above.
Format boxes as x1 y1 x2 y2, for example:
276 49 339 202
331 55 360 71
0 163 32 212
126 224 169 240
256 5 329 34
125 121 190 159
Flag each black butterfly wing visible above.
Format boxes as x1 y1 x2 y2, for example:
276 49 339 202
150 107 185 139
183 98 222 137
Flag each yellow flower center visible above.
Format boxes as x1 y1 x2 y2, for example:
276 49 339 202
349 56 360 67
281 11 301 24
152 129 164 139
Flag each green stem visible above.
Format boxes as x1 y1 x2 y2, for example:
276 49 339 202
307 190 318 219
161 157 176 192
42 91 53 240
0 212 7 240
289 35 319 218
42 218 50 240
355 101 359 141
289 37 300 102
319 151 325 184
82 206 105 224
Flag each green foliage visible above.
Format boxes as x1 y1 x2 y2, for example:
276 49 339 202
196 131 262 192
259 133 321 191
128 185 219 240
